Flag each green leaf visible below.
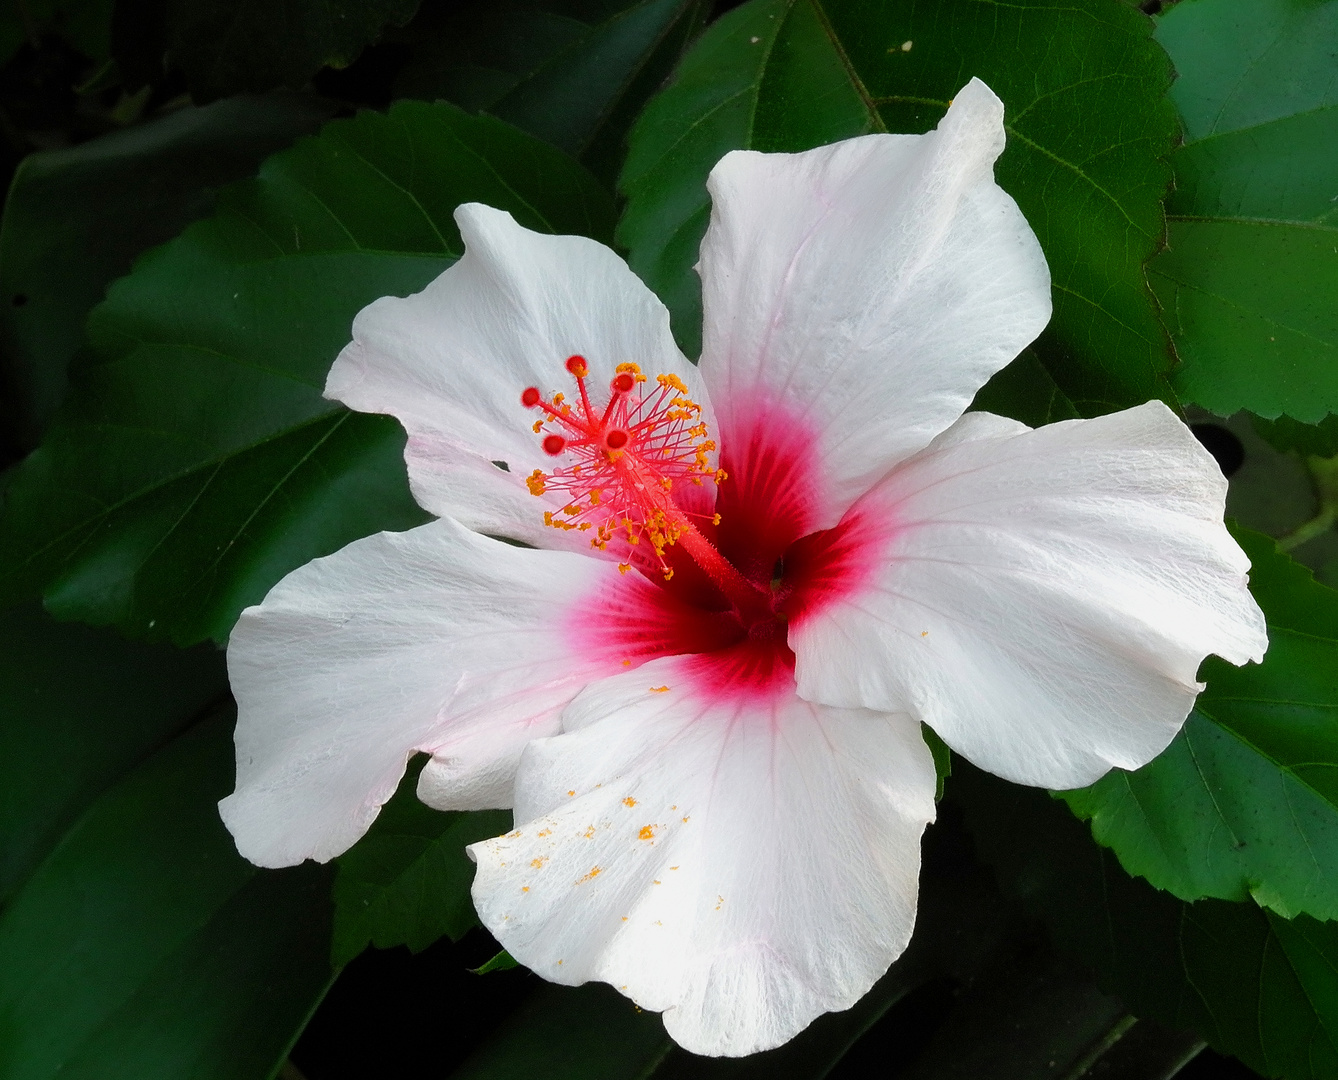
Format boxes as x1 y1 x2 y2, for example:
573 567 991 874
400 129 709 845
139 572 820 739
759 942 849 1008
1253 413 1338 461
136 0 419 102
393 0 709 184
1151 0 1338 422
0 92 338 451
954 763 1338 1080
921 724 951 802
618 0 1179 413
1061 527 1338 921
0 603 227 905
969 349 1080 429
0 101 615 645
332 757 512 965
0 697 335 1080
470 950 519 975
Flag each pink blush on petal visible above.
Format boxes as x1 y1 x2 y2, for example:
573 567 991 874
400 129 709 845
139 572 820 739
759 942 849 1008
714 393 826 585
675 626 796 708
572 571 745 671
558 383 895 710
782 498 898 627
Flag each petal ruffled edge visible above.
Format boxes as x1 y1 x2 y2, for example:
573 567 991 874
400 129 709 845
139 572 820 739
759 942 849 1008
790 402 1267 790
469 657 937 1056
220 517 621 867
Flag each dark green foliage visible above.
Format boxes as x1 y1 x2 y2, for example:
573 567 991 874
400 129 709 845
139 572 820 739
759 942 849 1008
956 763 1338 1080
116 0 420 102
333 759 512 964
1253 413 1338 461
393 0 709 184
0 605 334 1080
0 92 338 449
0 102 613 645
1151 0 1338 422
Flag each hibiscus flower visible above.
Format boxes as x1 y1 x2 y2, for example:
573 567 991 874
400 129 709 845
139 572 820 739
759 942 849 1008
220 79 1267 1056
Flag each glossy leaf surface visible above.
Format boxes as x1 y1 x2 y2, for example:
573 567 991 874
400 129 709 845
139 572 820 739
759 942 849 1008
1152 0 1338 422
0 102 614 645
618 0 1178 413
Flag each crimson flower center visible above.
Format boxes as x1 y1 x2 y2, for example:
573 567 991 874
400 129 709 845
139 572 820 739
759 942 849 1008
521 356 774 623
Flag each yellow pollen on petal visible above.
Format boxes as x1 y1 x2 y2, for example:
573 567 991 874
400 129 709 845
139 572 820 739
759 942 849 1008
576 866 601 884
531 857 548 868
622 797 637 807
650 685 670 693
638 825 656 841
584 825 596 839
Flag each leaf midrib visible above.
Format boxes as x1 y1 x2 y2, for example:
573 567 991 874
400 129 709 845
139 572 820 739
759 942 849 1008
1 409 348 584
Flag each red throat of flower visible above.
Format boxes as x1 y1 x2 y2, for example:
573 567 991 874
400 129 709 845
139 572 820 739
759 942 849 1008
522 357 773 622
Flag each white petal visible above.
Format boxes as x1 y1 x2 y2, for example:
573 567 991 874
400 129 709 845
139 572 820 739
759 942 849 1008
469 658 937 1057
790 401 1269 790
326 203 711 549
698 79 1051 529
220 517 621 868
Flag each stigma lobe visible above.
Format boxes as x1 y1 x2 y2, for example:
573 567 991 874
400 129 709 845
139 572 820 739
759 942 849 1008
523 357 776 621
523 358 718 551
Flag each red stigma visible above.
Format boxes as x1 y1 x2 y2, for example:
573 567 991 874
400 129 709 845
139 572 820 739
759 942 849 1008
521 386 541 408
522 356 755 612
